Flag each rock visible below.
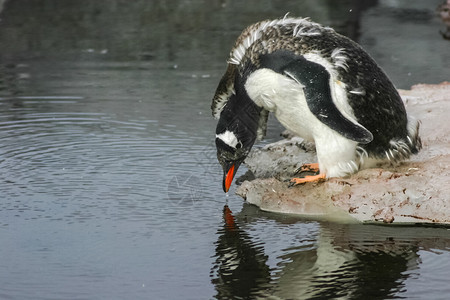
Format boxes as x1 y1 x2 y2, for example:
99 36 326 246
236 82 450 224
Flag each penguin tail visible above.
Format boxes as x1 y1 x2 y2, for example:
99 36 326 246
406 117 422 155
380 116 421 163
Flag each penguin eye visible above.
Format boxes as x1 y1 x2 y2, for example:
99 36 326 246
236 141 243 149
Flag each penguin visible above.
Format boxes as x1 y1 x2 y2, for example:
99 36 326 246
212 16 421 193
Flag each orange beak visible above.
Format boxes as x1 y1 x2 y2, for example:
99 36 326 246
224 164 235 193
223 205 236 229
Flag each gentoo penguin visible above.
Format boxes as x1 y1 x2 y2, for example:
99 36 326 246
212 16 421 193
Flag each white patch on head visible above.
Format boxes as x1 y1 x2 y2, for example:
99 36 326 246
216 130 241 149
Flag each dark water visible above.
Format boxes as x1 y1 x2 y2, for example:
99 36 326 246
0 1 449 299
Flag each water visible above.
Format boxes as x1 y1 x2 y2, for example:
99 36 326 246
0 1 449 299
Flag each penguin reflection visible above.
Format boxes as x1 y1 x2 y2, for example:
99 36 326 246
210 206 271 299
211 206 421 299
271 225 420 299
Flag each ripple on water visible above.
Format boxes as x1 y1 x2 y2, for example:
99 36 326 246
0 97 207 225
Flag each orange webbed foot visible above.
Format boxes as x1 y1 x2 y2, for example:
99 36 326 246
290 163 326 186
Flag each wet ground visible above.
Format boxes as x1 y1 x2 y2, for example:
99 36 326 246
0 0 449 299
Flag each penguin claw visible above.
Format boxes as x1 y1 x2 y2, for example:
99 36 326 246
290 173 326 186
295 163 320 174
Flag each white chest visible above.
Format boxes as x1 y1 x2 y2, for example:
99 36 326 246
245 68 328 141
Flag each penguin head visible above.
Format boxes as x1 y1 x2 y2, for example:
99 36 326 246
215 92 261 192
215 131 249 193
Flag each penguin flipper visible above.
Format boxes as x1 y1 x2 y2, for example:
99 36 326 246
283 57 373 144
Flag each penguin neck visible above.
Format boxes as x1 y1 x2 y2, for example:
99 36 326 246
235 77 262 132
219 77 261 149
